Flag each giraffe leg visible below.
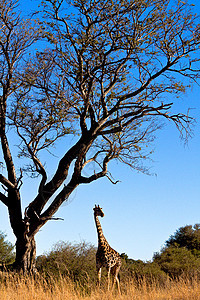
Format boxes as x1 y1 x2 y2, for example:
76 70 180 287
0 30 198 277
115 274 121 295
111 265 121 294
107 267 111 291
97 267 101 287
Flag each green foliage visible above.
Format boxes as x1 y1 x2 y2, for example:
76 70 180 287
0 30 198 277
153 224 200 278
37 242 168 286
153 247 200 278
36 241 96 284
36 227 200 287
121 224 200 281
0 232 15 265
120 253 167 285
166 224 200 255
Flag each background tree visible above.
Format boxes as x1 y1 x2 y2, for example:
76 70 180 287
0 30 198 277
153 224 200 277
153 246 200 278
0 232 15 266
0 0 200 273
166 224 200 255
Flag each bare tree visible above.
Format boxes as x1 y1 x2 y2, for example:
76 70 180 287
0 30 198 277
0 0 200 273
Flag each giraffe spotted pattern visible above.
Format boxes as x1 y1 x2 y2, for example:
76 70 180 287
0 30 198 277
93 205 121 294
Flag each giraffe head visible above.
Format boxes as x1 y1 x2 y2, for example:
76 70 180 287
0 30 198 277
93 204 104 217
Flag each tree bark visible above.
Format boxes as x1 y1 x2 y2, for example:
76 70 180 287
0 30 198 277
13 235 37 273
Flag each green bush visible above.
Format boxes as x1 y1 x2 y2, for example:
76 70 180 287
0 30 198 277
0 232 15 266
153 246 200 278
152 224 200 278
36 224 200 286
120 253 168 285
36 241 96 285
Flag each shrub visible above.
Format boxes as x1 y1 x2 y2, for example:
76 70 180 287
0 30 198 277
153 246 200 278
0 232 15 266
36 241 96 285
120 253 168 285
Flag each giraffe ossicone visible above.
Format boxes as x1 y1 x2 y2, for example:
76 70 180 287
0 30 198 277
93 204 121 294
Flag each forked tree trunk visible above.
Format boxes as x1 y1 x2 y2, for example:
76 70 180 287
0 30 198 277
13 235 37 274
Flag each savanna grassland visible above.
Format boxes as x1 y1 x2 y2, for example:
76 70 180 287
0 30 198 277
2 226 200 299
0 272 200 300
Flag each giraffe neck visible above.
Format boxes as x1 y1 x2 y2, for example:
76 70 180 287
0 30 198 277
94 214 108 246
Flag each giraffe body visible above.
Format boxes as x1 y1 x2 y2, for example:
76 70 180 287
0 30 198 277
93 205 121 293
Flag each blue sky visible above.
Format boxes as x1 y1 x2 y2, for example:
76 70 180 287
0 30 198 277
0 0 200 261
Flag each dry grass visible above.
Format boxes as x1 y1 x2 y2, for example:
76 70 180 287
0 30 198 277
0 272 200 300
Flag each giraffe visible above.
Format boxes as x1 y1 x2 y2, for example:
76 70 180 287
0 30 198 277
93 204 121 293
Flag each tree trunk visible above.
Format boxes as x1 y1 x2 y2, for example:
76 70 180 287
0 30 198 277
13 235 37 274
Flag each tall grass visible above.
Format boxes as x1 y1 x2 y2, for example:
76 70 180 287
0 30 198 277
0 272 200 300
